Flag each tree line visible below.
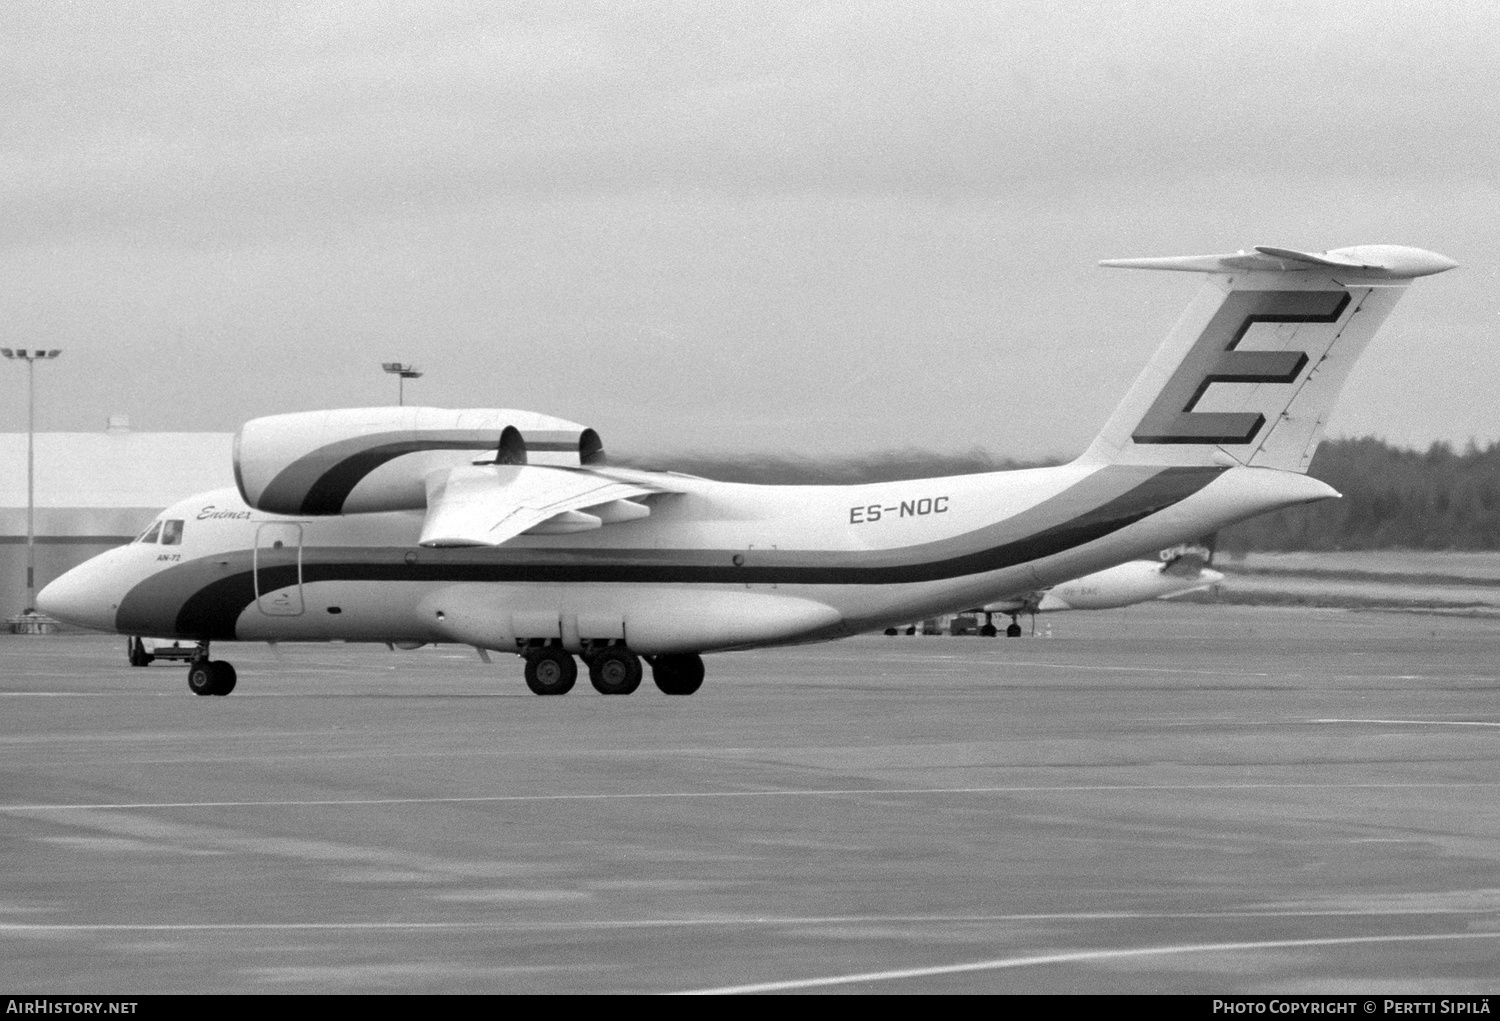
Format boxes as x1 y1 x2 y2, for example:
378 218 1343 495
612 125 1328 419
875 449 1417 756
616 435 1500 551
1219 437 1500 551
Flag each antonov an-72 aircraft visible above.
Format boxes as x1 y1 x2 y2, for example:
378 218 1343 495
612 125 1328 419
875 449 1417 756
39 244 1455 697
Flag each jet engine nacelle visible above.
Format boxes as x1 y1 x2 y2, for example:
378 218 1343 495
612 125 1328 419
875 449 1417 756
235 407 603 515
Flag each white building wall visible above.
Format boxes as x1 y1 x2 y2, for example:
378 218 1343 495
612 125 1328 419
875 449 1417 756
0 431 235 621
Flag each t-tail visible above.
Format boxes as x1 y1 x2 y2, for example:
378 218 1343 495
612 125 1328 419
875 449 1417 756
1080 245 1456 473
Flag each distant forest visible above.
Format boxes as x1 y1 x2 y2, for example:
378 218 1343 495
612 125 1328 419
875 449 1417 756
1218 437 1500 552
615 436 1500 552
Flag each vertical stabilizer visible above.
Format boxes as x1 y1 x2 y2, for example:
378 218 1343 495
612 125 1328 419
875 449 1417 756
1079 245 1455 473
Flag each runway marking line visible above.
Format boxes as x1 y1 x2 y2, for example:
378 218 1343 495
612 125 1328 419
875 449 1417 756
983 661 1275 678
2 782 1496 813
5 906 1499 936
674 930 1500 995
1313 718 1500 728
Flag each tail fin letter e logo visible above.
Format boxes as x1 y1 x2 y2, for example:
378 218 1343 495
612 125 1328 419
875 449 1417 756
1131 290 1349 445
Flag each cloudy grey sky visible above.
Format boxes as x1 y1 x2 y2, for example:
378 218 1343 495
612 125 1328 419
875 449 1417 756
2 0 1495 461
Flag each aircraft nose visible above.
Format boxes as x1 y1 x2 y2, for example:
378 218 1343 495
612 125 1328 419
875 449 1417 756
37 561 120 631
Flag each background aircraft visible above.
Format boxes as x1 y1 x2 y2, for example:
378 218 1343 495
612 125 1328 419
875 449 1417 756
38 244 1455 697
977 538 1221 636
886 538 1220 636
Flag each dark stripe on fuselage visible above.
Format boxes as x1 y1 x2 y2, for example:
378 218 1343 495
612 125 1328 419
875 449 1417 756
173 572 259 640
127 465 1225 640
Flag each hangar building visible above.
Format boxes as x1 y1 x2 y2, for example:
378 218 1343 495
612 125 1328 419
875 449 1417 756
1 419 234 622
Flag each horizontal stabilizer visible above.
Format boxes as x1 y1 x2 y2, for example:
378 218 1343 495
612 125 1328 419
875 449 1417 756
419 465 680 547
1160 551 1208 577
1159 536 1214 576
1101 245 1456 279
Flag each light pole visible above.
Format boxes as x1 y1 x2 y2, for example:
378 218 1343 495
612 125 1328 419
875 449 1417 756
381 362 422 406
2 348 61 615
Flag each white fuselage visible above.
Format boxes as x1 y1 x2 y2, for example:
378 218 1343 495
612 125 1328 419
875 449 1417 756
39 461 1326 656
1037 558 1222 611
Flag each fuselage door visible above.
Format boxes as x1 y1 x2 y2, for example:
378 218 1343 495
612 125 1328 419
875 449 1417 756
254 523 304 616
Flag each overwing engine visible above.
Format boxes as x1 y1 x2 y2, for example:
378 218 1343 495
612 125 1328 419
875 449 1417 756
234 406 682 546
235 406 603 515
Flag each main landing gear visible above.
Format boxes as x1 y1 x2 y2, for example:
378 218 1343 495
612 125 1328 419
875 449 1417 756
523 647 577 696
186 647 237 697
519 645 704 696
979 612 1025 638
588 646 642 695
646 653 705 695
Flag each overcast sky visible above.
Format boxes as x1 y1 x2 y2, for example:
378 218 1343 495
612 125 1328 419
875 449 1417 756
1 1 1495 462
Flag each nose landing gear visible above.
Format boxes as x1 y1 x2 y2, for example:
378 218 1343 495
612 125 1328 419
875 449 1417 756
187 656 236 696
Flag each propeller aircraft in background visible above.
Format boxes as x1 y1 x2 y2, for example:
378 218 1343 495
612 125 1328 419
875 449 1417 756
973 538 1221 637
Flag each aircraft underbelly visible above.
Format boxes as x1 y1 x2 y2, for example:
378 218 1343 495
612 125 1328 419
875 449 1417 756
231 564 1051 651
416 583 844 654
230 579 845 652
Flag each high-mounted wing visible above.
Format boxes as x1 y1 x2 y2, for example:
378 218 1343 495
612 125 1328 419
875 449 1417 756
419 465 679 547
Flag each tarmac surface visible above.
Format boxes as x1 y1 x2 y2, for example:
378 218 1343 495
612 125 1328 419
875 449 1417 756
3 604 1499 994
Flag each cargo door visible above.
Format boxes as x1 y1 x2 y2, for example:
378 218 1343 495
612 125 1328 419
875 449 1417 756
254 523 304 616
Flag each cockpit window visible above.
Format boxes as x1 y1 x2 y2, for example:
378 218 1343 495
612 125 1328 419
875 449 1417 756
160 520 184 545
138 521 163 544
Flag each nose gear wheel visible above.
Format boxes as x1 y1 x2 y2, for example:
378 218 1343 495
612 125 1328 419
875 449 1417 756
188 660 237 696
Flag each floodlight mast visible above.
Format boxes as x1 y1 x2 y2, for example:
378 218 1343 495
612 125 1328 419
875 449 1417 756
2 348 62 615
381 362 422 406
